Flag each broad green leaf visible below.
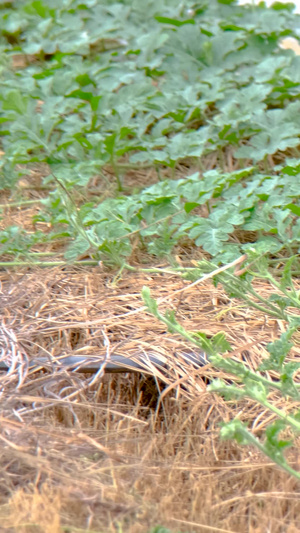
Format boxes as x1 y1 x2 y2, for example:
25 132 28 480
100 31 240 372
2 91 28 115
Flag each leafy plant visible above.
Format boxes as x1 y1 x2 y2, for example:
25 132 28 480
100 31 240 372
142 254 300 479
0 0 300 266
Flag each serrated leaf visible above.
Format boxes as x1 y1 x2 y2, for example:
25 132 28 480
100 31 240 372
64 236 90 261
280 256 297 290
211 332 232 353
261 330 294 372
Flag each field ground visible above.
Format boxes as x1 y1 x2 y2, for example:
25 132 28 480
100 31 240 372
1 1 300 531
1 170 300 532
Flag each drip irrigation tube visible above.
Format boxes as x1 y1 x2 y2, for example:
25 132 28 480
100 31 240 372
0 351 208 374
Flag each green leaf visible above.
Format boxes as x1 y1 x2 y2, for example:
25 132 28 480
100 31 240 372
211 332 232 353
142 286 158 316
184 202 199 214
2 91 28 115
155 16 195 27
285 203 300 216
189 213 234 255
280 256 297 290
219 419 250 446
265 420 292 453
64 236 90 261
260 329 294 372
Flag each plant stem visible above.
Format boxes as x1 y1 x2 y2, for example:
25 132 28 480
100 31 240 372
238 427 300 481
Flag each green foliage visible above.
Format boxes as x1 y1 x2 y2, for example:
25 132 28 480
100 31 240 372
143 255 300 479
1 0 300 481
0 0 299 265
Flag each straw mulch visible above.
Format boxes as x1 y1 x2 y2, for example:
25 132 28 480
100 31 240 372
0 264 299 533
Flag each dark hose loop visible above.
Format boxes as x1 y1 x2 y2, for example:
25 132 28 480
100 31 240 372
0 351 209 374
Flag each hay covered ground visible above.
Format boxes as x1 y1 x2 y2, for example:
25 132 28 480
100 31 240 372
1 3 300 530
0 232 300 532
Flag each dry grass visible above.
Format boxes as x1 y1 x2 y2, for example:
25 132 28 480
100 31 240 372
0 21 300 532
1 104 300 529
0 261 300 533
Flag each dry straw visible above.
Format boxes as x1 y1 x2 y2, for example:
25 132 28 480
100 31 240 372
0 262 300 531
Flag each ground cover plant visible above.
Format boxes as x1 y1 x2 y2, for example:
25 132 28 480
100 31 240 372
1 0 300 265
143 253 300 480
1 0 300 531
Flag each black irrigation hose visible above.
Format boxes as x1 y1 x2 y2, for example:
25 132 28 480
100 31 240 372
0 351 209 375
